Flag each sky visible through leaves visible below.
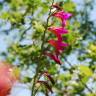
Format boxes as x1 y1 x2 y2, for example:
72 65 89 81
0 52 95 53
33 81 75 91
0 0 96 96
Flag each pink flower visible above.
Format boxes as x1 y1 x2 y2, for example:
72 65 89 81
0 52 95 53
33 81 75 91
0 61 19 96
52 11 72 27
48 39 68 51
45 52 61 65
48 27 68 41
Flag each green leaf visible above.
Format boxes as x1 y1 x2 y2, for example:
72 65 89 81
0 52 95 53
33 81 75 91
63 2 76 12
13 67 20 79
33 21 45 32
0 12 10 19
87 93 96 96
79 65 93 77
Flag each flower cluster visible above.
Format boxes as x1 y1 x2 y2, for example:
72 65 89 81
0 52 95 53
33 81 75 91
37 4 72 94
46 4 72 65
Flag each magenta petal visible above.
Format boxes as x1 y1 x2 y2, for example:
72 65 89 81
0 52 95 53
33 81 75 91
62 12 72 19
45 52 61 65
62 20 66 27
53 11 72 20
52 11 72 26
48 27 68 41
56 34 63 41
48 40 68 51
48 27 67 35
48 27 68 34
59 42 69 47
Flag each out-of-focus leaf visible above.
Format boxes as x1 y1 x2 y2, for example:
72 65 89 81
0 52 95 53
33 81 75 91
87 93 96 96
58 73 71 81
33 21 45 32
0 12 10 19
63 2 76 12
13 67 20 79
89 44 96 53
79 65 93 77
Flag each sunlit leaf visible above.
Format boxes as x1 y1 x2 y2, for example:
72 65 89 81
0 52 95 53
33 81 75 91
79 65 93 77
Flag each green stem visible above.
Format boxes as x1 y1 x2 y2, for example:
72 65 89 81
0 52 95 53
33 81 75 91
31 0 54 96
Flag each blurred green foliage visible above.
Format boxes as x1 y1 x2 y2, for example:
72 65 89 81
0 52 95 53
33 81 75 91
0 0 96 96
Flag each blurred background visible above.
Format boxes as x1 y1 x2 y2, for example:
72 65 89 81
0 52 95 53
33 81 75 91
0 0 96 96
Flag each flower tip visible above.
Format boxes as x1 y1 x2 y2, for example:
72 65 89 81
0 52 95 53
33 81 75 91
51 3 62 10
67 13 72 18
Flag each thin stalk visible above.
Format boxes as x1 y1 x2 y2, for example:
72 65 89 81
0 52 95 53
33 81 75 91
31 0 54 96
